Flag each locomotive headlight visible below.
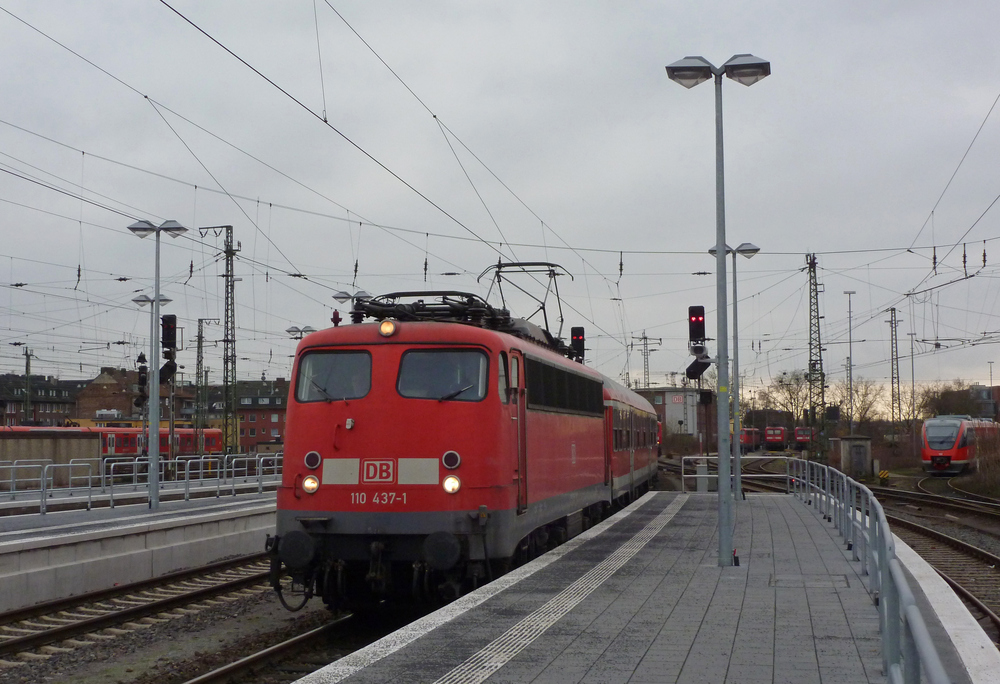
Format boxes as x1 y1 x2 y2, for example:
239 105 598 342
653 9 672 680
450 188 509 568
379 319 397 337
442 475 461 494
302 475 320 494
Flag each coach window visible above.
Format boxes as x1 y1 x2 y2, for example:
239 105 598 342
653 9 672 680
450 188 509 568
498 352 510 404
398 349 488 401
296 351 371 402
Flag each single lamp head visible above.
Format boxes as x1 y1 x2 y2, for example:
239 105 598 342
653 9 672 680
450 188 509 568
665 56 715 88
723 54 770 86
159 220 188 238
128 220 156 238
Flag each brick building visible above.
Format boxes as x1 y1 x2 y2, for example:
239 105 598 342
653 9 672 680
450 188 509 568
0 374 82 426
72 367 193 426
236 378 290 453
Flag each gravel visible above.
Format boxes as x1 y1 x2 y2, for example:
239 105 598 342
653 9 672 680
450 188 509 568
0 587 332 684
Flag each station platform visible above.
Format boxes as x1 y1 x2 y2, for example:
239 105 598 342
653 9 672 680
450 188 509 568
0 490 275 612
296 492 998 684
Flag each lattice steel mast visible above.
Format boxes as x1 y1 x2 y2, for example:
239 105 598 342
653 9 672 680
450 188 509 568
631 331 662 388
806 254 825 426
887 307 901 427
195 318 219 454
201 225 239 453
223 227 239 453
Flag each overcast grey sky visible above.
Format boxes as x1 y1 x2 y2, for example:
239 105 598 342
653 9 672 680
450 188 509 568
2 1 1000 399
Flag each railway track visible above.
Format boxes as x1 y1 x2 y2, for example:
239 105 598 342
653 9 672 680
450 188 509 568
888 515 1000 646
0 553 271 663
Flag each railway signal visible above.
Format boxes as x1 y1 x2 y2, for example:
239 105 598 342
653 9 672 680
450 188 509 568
688 306 706 341
134 360 148 407
570 326 585 362
161 314 177 350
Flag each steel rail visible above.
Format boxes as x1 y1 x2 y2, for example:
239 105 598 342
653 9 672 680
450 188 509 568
0 565 270 657
0 552 268 624
180 617 351 684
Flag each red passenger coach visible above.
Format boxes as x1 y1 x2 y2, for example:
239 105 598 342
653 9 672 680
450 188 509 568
268 290 658 612
921 415 999 474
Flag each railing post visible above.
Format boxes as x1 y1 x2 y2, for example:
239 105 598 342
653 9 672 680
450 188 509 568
40 464 48 514
884 548 900 675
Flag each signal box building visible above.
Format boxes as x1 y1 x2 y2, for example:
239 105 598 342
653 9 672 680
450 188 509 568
635 385 716 451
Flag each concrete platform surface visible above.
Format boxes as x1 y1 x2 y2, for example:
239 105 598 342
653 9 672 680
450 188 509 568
296 492 903 684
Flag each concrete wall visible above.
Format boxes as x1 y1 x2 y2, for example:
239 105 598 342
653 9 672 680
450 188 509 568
0 505 274 612
0 433 101 489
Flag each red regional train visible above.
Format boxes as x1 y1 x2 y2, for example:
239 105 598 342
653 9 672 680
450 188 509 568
0 425 223 457
764 426 788 451
267 291 659 612
921 415 999 474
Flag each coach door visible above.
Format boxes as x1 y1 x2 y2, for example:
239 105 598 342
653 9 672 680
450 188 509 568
628 410 635 498
509 350 528 514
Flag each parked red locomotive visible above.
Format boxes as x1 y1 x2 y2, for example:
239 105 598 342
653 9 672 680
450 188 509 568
739 427 761 454
764 426 788 451
267 290 658 612
921 415 999 474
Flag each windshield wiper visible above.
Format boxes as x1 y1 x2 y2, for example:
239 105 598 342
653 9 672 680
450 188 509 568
311 379 337 402
438 384 474 402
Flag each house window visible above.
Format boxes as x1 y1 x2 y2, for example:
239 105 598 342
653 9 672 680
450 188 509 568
240 397 252 405
249 428 256 437
249 414 256 422
271 413 278 422
239 415 245 422
271 428 279 437
276 398 282 405
240 428 245 436
260 397 269 405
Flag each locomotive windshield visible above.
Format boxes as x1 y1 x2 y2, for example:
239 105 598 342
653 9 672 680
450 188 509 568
295 351 371 402
925 423 959 449
398 349 488 401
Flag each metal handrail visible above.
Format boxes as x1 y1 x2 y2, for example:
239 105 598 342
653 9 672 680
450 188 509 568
790 459 949 684
183 456 223 500
680 454 790 492
40 463 92 514
1 462 47 499
3 452 281 512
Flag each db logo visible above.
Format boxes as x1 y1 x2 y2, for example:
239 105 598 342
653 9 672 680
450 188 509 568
362 460 395 483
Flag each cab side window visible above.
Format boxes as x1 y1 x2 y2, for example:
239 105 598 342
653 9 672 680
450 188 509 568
498 352 510 404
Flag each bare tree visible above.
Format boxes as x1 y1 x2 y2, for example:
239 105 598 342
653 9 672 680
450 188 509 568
757 371 809 424
829 376 886 426
919 379 978 418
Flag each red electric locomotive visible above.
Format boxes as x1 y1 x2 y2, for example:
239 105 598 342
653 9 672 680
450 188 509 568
267 290 658 612
793 427 816 451
764 426 788 451
739 427 761 454
921 415 998 474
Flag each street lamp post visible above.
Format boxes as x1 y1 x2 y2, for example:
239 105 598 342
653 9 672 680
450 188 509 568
668 54 770 567
844 290 856 435
710 242 760 501
129 219 188 510
333 290 371 324
286 326 317 340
